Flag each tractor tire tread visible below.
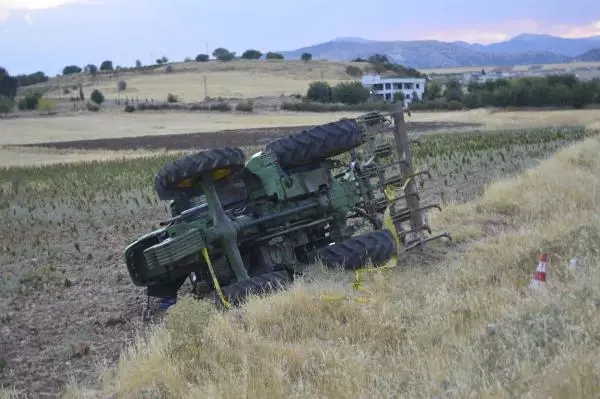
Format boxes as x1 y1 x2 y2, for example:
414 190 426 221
317 229 397 270
264 119 365 168
154 147 246 200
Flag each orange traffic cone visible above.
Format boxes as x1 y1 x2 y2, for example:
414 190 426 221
529 253 548 292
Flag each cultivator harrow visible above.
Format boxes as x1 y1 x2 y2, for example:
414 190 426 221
123 106 451 313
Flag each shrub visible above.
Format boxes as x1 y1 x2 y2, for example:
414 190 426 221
306 81 333 102
100 60 113 71
345 65 363 77
90 89 104 105
265 52 284 60
301 53 312 62
236 100 254 112
241 49 262 60
332 81 370 105
167 93 179 103
36 98 57 114
0 95 14 116
17 92 43 110
165 65 174 74
447 100 464 111
118 80 127 92
195 54 209 62
124 105 135 113
86 102 99 112
210 101 232 112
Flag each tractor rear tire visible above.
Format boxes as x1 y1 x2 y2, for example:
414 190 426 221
316 229 397 270
212 270 291 308
154 147 246 201
264 119 365 168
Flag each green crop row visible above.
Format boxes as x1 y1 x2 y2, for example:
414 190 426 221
1 126 596 205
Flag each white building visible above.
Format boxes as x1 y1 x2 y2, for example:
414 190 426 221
360 74 426 104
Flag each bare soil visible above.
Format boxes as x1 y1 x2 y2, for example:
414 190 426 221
8 121 481 151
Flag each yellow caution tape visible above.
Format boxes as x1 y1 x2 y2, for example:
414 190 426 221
201 247 232 309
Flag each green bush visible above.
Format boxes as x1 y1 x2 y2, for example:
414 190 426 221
447 100 464 111
167 93 179 103
17 91 43 110
331 81 370 105
236 100 254 112
0 95 14 115
345 65 363 77
90 89 104 105
124 105 135 113
306 81 333 103
281 101 393 113
86 102 99 112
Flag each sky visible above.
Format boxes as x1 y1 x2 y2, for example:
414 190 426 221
1 0 600 75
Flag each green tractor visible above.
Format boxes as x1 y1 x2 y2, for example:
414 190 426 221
124 111 451 312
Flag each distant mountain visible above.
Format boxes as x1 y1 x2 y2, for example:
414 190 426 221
278 34 600 69
575 48 600 62
470 33 600 57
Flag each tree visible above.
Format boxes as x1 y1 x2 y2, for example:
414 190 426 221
62 65 82 75
90 89 105 105
306 81 333 102
135 59 142 68
100 60 113 71
0 67 18 99
195 54 209 62
156 56 169 65
332 81 370 105
0 95 14 116
241 49 262 60
301 52 312 62
85 64 98 79
265 52 284 60
212 48 235 61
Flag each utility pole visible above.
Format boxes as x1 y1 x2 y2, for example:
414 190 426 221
203 75 208 99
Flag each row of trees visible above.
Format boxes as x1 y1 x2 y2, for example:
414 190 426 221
417 74 600 110
59 48 298 77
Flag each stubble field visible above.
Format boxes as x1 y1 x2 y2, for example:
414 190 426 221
1 104 600 397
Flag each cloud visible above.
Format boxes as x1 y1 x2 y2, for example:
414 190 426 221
0 0 96 21
415 19 542 44
559 20 600 38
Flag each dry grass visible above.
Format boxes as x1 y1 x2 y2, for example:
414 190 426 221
3 109 599 148
0 111 361 146
421 61 600 74
42 60 361 102
412 108 600 131
89 134 600 398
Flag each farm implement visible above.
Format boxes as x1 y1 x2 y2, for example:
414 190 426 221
124 108 451 311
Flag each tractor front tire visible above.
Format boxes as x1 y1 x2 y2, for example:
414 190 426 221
264 119 365 169
154 147 246 201
317 229 397 270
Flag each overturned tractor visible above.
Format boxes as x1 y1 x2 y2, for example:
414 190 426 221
124 109 451 311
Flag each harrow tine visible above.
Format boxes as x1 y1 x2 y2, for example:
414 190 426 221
404 231 452 252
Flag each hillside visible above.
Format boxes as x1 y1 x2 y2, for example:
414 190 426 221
576 48 600 62
279 34 600 68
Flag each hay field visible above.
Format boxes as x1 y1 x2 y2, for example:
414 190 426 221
3 108 599 147
0 111 362 146
420 60 600 74
41 60 360 102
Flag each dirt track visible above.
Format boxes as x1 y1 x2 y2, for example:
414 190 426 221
10 121 482 151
